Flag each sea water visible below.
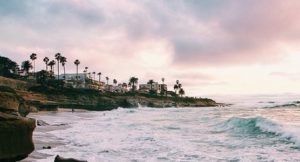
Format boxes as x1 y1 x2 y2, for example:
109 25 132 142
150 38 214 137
31 94 300 162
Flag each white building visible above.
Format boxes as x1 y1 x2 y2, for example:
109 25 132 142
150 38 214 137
55 73 90 88
55 73 88 81
113 83 128 93
139 82 167 94
105 83 128 93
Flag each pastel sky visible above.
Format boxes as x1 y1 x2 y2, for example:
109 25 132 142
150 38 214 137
1 0 300 96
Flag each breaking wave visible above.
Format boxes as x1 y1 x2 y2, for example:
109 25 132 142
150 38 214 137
216 116 300 146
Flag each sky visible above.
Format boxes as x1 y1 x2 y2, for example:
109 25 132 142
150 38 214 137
0 0 300 96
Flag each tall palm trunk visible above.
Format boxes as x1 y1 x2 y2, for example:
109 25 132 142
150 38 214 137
57 60 60 80
76 65 78 81
33 60 35 75
63 65 66 80
132 82 135 91
50 66 53 76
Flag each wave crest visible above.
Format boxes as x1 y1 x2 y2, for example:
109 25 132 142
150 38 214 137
215 116 300 146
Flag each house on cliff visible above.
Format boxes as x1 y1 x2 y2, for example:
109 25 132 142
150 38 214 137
139 82 167 94
55 73 106 90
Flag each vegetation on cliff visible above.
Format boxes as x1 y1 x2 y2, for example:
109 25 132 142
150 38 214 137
0 54 218 111
26 85 217 110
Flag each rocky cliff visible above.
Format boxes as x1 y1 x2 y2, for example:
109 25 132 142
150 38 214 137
0 76 219 112
0 90 36 161
24 86 218 111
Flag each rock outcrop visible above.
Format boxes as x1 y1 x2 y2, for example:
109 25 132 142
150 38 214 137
0 91 36 161
54 155 87 162
0 88 31 117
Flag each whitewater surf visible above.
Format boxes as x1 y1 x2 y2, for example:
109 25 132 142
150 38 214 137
27 94 300 162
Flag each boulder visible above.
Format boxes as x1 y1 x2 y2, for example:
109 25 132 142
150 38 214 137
37 119 49 126
0 92 36 161
0 112 36 161
54 155 87 162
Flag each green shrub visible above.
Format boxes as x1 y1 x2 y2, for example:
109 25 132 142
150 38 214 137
0 85 16 94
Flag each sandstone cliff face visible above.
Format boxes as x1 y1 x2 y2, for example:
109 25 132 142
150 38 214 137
0 92 36 161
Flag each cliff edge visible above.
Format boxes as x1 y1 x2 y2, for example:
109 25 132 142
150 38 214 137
0 89 36 161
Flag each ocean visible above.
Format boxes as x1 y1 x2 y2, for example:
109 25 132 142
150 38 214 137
29 94 300 162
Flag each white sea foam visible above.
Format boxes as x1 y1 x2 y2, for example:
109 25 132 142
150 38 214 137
29 94 300 162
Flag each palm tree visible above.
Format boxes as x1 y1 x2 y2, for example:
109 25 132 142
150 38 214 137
30 53 37 75
174 84 179 94
97 72 101 83
106 76 109 84
179 88 185 97
74 59 80 80
178 83 182 89
84 67 88 80
48 60 56 77
113 79 117 86
147 79 154 91
129 77 138 91
55 53 61 79
60 56 67 80
161 77 166 96
174 80 181 94
43 57 49 71
92 72 96 80
162 78 165 84
21 60 32 77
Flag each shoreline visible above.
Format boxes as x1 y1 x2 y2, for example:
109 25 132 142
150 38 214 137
21 111 72 162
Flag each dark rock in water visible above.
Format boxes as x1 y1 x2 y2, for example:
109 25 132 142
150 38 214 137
37 119 50 126
54 155 87 162
52 123 68 126
0 92 36 161
42 146 52 149
99 150 109 153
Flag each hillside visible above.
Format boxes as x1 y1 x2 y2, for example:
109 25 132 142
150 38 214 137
0 76 218 111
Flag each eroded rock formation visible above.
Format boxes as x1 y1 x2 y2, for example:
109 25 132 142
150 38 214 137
0 91 36 161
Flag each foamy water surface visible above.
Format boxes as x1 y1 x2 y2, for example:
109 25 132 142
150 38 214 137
30 94 300 161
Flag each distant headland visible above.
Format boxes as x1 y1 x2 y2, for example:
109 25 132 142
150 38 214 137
0 54 219 111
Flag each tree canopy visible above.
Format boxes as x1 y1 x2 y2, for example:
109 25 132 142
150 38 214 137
0 56 18 78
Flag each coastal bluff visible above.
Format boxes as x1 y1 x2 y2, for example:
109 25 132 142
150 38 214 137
0 76 218 112
0 90 36 161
